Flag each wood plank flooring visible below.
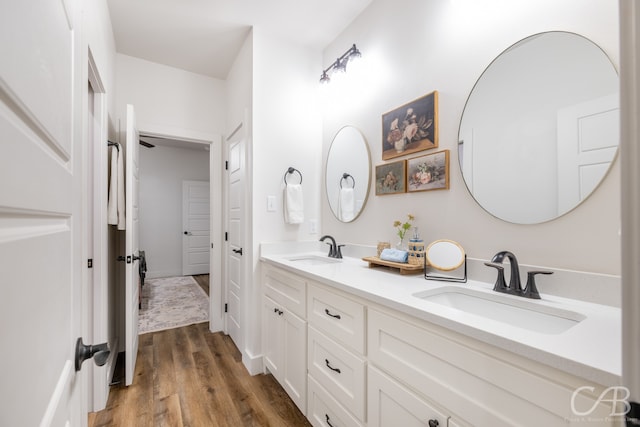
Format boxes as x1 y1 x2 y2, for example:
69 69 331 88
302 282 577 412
192 274 209 296
89 323 311 426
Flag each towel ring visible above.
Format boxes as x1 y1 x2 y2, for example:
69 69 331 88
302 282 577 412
108 140 119 151
340 173 355 189
284 167 303 185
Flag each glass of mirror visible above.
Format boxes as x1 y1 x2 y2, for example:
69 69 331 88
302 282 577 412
458 31 619 224
326 126 371 222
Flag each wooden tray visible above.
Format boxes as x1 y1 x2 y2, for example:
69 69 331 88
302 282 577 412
362 256 424 275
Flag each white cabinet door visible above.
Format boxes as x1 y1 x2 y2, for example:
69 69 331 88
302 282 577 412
368 366 449 427
263 295 284 379
282 309 307 414
263 294 307 414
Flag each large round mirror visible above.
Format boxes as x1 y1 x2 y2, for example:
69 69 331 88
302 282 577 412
458 32 619 224
326 126 371 222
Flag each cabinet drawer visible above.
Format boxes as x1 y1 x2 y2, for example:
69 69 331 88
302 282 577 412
308 326 366 421
308 284 365 353
308 375 364 427
263 266 306 318
368 308 614 426
368 365 449 427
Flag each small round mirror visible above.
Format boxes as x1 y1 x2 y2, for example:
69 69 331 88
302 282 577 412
325 126 371 222
426 240 465 271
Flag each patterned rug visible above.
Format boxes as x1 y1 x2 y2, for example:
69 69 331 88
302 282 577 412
138 275 209 334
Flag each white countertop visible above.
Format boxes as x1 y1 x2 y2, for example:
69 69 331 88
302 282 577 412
260 246 621 386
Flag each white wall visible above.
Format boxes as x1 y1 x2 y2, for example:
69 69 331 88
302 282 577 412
230 27 322 373
321 0 621 276
115 53 226 139
139 145 210 278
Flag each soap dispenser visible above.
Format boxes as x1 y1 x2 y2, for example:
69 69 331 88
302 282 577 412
408 227 425 266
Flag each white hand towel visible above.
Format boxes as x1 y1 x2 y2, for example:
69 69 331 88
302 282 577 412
116 144 126 230
284 184 304 224
107 145 119 225
338 187 356 222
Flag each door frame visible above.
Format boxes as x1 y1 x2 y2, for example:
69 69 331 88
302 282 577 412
136 126 223 332
84 47 114 411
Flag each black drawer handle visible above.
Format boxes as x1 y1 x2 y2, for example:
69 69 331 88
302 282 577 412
324 308 341 319
325 359 341 374
325 414 335 427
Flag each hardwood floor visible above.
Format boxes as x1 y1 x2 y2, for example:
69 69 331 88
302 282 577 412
192 274 209 296
89 322 311 427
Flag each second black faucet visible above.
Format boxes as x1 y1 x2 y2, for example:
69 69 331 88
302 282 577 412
319 235 343 259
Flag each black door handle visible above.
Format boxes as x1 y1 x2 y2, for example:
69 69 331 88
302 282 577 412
75 338 110 371
184 231 192 235
232 248 243 256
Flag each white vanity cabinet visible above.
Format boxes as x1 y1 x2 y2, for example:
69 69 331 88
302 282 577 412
260 254 618 427
307 283 367 425
262 265 307 414
367 308 615 427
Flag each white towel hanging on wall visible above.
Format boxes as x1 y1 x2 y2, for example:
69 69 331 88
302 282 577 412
284 184 304 224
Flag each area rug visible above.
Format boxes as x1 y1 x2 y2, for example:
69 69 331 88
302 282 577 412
138 275 209 334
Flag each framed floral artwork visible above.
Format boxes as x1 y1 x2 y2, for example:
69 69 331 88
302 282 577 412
375 160 406 195
407 150 449 192
382 91 438 160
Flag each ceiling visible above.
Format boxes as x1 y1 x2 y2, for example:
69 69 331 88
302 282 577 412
106 0 373 80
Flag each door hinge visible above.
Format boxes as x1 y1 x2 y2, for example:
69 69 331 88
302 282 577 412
224 303 228 313
225 232 228 241
225 160 228 170
87 259 93 268
211 243 214 249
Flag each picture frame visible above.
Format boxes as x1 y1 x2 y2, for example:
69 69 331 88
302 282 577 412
375 160 406 195
407 150 449 192
382 91 438 160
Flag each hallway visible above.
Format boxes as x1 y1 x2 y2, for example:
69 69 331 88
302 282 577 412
89 322 311 426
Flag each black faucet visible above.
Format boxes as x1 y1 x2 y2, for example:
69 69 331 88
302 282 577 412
490 251 522 295
319 235 343 259
486 251 553 299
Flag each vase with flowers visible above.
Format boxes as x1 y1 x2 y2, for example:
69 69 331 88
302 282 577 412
393 214 415 250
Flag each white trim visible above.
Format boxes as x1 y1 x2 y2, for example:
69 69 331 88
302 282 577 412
39 361 73 427
137 127 223 333
138 122 217 144
620 0 640 402
210 138 224 332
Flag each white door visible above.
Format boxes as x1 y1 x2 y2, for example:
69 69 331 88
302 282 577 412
125 104 140 386
0 1 83 426
225 136 246 349
182 180 210 276
557 93 619 214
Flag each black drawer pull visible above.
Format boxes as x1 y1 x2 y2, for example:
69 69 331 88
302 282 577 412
325 359 341 374
324 308 341 319
325 414 335 427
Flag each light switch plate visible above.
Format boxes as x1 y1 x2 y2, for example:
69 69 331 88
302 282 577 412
267 195 276 212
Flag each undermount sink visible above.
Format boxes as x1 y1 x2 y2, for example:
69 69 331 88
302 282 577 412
413 286 586 334
285 255 342 266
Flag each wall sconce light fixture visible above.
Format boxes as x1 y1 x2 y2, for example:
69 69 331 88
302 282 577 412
320 43 362 84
